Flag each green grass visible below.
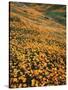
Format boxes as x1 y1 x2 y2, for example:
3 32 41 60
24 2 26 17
45 11 66 25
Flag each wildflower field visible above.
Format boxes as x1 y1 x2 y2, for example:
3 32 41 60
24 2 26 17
9 2 66 88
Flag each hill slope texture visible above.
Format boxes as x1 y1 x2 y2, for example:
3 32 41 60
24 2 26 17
9 2 66 88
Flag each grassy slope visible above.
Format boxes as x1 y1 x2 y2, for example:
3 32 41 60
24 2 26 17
9 2 66 88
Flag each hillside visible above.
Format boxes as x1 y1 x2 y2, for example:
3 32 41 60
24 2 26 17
9 2 66 88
